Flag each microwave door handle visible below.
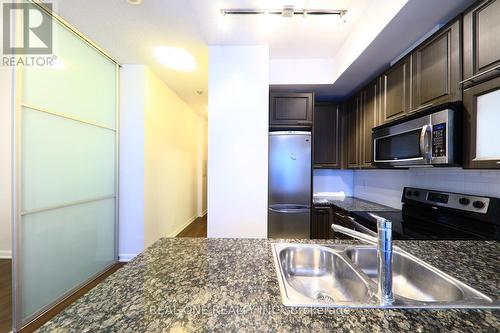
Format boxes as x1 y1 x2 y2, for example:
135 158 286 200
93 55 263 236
419 125 432 160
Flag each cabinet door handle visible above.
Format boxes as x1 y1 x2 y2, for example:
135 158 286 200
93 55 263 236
335 212 347 219
388 113 407 122
349 218 378 237
459 64 500 85
412 103 433 113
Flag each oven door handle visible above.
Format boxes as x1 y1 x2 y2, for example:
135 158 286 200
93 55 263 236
419 125 432 161
347 216 378 237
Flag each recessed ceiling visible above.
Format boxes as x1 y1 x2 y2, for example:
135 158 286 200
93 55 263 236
48 0 402 114
270 0 477 99
47 0 476 113
189 0 375 59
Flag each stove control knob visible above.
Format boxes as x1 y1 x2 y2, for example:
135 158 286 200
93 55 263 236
413 191 420 196
406 190 413 196
473 201 485 209
459 198 470 205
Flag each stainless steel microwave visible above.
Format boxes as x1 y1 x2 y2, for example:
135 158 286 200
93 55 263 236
372 107 460 167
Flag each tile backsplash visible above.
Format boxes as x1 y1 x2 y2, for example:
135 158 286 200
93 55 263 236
354 168 500 209
313 169 354 196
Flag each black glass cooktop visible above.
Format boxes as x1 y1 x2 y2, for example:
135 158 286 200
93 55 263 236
351 207 499 241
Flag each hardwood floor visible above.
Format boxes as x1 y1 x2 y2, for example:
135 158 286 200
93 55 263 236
0 259 12 333
176 215 207 238
0 260 124 333
19 263 124 333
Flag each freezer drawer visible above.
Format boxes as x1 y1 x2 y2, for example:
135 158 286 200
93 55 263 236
268 204 311 239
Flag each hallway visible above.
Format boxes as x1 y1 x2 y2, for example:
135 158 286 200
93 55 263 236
176 215 207 238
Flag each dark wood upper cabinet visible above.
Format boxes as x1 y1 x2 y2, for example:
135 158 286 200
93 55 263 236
463 76 500 169
463 0 500 87
360 79 379 168
313 103 341 168
380 56 411 124
269 92 313 127
333 5 500 170
412 19 461 110
345 95 361 168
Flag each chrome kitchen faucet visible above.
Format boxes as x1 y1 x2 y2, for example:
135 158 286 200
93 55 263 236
331 213 394 306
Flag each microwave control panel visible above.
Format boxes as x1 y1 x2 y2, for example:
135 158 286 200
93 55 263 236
432 123 446 157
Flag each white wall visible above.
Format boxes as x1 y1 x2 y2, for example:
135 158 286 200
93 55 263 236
269 58 335 84
0 68 12 258
313 170 354 196
119 65 145 261
119 65 207 260
354 169 500 209
208 45 269 238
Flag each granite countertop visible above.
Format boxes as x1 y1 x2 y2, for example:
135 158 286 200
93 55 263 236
37 238 499 332
313 196 399 212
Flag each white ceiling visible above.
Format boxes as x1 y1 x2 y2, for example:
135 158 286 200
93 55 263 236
49 0 476 113
190 0 375 59
49 0 209 116
271 0 476 99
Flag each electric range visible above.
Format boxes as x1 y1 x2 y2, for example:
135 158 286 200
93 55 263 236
349 187 500 241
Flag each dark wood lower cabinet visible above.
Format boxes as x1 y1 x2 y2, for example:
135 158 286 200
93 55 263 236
311 207 333 239
330 208 356 240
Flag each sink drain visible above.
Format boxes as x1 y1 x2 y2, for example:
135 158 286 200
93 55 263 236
313 291 335 303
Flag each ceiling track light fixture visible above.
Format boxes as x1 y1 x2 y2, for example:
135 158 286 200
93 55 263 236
127 0 143 5
220 6 347 18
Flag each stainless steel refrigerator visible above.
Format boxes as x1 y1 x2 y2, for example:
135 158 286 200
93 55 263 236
268 131 311 238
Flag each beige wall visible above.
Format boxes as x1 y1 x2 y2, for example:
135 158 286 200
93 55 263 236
202 120 207 213
143 67 206 248
198 116 208 216
120 65 207 257
0 68 12 258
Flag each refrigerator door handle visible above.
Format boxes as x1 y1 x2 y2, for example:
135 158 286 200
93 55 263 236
269 205 310 213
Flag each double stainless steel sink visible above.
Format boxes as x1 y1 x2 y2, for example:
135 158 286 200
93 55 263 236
272 243 498 308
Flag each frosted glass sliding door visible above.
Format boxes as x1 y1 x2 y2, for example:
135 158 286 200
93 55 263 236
13 4 118 329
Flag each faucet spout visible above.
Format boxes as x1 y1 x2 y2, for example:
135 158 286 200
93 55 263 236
371 215 394 305
332 213 394 306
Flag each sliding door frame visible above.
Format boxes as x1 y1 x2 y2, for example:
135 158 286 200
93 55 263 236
11 1 120 331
